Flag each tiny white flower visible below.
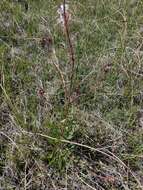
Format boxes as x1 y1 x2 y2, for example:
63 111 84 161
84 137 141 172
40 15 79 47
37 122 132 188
57 4 69 15
57 4 71 26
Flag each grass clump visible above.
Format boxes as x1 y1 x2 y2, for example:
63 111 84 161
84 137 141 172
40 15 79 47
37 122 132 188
0 0 143 189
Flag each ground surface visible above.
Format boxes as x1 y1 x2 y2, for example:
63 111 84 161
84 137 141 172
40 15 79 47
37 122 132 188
0 0 143 189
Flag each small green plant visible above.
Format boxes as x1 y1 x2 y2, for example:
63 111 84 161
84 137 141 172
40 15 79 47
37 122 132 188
1 0 143 189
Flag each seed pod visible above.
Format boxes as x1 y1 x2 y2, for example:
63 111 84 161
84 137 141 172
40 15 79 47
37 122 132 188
40 35 53 52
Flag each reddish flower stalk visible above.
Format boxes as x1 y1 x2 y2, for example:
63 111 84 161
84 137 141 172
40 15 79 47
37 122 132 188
63 0 75 97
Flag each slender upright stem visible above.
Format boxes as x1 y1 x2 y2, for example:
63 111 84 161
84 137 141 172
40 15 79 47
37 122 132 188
63 0 75 96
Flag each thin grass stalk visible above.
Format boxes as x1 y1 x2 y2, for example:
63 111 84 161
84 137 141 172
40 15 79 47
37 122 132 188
63 0 75 97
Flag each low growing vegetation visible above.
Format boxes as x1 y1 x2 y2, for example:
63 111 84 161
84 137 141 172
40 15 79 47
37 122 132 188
0 0 143 189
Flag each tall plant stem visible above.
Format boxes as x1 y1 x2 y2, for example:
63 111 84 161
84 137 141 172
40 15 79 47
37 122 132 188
63 0 75 97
